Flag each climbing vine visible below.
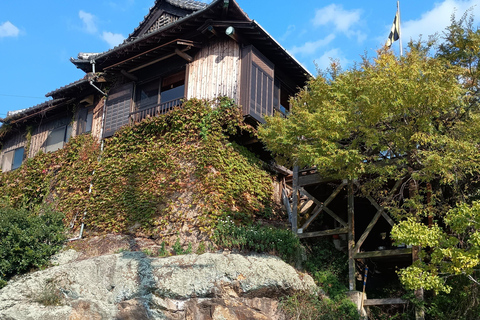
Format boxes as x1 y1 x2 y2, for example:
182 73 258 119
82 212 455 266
0 98 275 238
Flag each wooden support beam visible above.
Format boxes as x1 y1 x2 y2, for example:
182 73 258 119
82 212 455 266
297 227 348 239
299 199 315 214
348 180 356 291
323 206 348 228
413 246 425 320
206 25 218 36
353 179 403 253
353 209 384 253
298 172 335 186
354 248 412 259
175 48 193 62
282 188 292 224
291 166 299 233
298 187 347 228
121 69 138 82
225 26 240 42
363 298 407 306
300 181 347 230
354 181 395 226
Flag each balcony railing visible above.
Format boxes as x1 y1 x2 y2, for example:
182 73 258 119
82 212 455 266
129 98 183 124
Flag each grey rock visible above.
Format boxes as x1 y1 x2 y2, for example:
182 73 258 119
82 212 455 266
0 252 316 320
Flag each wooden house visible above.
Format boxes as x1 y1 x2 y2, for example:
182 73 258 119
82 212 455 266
0 0 310 172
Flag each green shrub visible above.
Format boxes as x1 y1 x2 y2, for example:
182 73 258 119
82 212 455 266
303 239 349 298
0 204 66 288
280 291 360 320
423 274 480 320
213 218 302 263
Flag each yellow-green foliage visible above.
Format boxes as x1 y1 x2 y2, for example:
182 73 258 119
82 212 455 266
258 36 480 294
0 98 273 236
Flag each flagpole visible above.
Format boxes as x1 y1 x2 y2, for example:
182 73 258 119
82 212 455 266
398 1 403 56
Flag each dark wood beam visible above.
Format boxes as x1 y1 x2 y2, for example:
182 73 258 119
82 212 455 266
291 166 299 233
348 180 356 291
363 298 407 306
175 48 193 62
298 172 335 186
300 181 347 230
354 248 412 259
353 179 403 253
297 227 348 239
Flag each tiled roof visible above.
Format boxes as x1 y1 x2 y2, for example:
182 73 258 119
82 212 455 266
2 98 68 123
127 0 207 41
71 1 212 67
165 0 207 10
46 77 89 98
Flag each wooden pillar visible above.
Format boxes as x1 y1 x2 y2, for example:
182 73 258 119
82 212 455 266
291 165 299 234
347 179 356 291
412 246 425 320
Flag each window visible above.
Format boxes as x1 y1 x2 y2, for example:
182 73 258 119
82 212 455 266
2 147 24 172
136 79 160 110
274 78 291 117
77 108 94 134
135 71 185 110
45 125 72 153
160 71 185 103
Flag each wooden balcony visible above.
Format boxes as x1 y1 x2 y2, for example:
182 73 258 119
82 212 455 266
129 98 183 124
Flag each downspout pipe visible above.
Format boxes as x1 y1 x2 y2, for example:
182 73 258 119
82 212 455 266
68 60 108 241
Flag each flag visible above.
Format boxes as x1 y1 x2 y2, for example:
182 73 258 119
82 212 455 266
386 11 400 47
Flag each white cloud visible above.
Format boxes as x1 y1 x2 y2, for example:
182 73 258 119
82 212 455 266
0 21 20 38
289 34 336 56
315 48 349 71
401 0 480 43
79 10 97 34
102 31 125 48
313 4 362 33
280 24 296 41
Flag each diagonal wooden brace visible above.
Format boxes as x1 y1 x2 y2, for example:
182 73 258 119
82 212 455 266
300 181 347 230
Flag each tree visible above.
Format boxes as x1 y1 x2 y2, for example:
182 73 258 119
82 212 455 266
258 39 480 293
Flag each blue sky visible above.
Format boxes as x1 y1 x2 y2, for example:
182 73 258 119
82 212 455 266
0 0 479 118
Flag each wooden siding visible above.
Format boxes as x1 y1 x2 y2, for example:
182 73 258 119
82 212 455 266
1 132 27 160
187 39 240 102
91 98 105 141
0 115 73 170
28 117 71 158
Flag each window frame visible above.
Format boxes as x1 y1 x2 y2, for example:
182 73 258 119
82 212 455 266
45 125 72 153
2 146 25 172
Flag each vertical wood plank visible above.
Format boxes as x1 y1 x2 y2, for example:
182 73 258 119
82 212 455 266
291 165 299 233
413 246 425 320
348 179 356 291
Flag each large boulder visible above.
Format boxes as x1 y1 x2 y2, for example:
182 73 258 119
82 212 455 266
0 252 316 319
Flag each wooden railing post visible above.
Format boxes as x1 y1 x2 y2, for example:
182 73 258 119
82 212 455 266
348 179 356 291
413 246 425 320
291 165 299 234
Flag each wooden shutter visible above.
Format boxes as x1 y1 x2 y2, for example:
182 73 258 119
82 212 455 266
103 83 133 138
77 108 87 134
241 46 274 122
2 151 14 172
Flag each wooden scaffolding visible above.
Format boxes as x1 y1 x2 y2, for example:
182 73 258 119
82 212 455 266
282 167 424 319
